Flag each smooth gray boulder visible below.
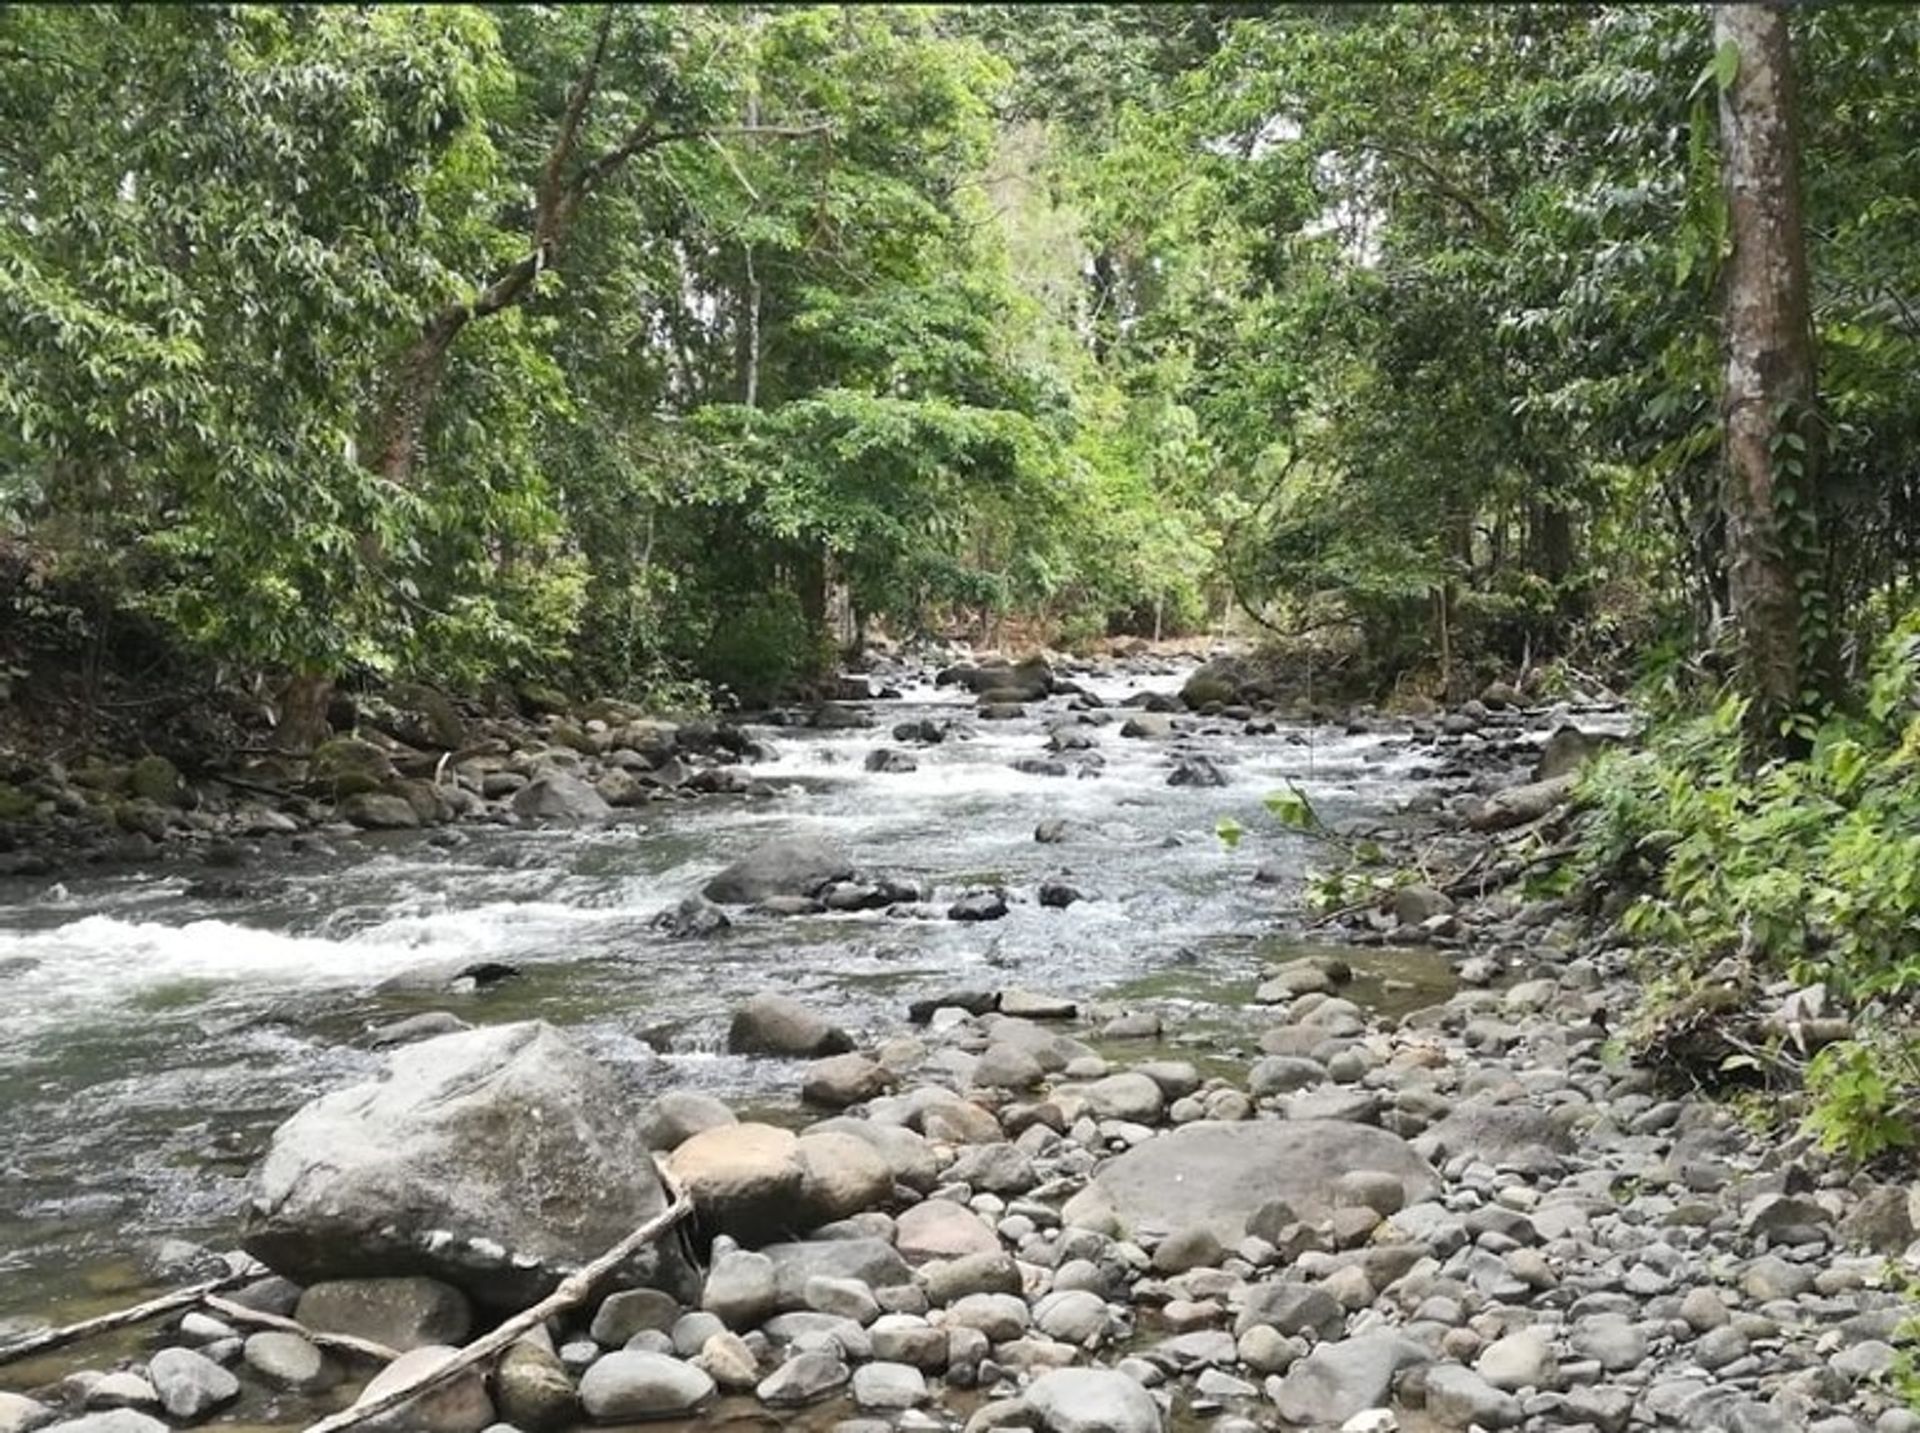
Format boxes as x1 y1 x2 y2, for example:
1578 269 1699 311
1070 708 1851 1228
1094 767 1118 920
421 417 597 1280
727 993 854 1058
1269 1332 1430 1427
578 1351 714 1422
243 1022 690 1307
703 833 855 905
1025 1367 1163 1433
1060 1120 1439 1242
144 1350 238 1423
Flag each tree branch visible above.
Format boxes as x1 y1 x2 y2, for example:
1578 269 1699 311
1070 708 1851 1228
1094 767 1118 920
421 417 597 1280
1353 140 1505 240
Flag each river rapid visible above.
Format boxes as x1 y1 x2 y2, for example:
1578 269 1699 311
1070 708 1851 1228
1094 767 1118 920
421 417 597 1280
0 660 1519 1328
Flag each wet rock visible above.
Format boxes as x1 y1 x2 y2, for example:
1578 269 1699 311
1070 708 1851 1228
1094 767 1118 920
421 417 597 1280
948 890 1009 922
704 833 856 905
341 792 422 829
1120 714 1173 739
1034 819 1071 843
295 1277 472 1353
1063 1120 1438 1241
865 749 919 774
1025 1367 1163 1433
510 773 611 821
1037 880 1083 908
649 895 730 940
353 1345 494 1433
802 1054 895 1109
578 1350 714 1422
727 993 855 1058
1181 662 1242 710
244 1023 689 1308
998 989 1077 1020
1167 754 1228 787
893 719 946 745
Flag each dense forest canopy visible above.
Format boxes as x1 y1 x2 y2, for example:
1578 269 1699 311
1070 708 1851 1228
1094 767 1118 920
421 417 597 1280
3 3 1918 728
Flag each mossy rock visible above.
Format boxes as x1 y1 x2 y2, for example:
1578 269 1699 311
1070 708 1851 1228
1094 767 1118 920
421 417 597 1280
0 782 39 821
311 736 396 795
1180 661 1243 711
518 682 572 718
387 681 467 750
70 762 131 794
129 755 184 806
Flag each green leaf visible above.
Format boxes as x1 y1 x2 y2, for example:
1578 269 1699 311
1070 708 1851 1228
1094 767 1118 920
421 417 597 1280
1713 38 1740 92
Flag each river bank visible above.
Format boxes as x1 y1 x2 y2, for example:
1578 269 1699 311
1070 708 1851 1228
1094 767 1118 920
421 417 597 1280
2 654 1911 1433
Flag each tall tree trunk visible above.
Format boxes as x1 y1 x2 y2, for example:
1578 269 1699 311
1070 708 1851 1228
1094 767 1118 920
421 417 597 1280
1715 2 1827 741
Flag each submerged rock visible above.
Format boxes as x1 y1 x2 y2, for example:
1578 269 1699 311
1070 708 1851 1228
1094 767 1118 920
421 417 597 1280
703 832 855 905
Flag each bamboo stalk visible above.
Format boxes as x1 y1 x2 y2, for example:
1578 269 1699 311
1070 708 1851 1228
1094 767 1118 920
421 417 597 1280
297 1167 692 1433
0 1273 248 1366
199 1295 399 1364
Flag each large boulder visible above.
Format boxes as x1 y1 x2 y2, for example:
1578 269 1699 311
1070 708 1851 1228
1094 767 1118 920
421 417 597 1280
703 833 856 906
242 1023 691 1308
1179 660 1243 711
310 737 396 796
666 1124 804 1244
1060 1120 1438 1242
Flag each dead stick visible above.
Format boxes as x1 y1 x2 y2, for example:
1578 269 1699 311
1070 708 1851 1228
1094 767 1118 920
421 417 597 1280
200 1295 400 1364
0 1273 249 1366
297 1167 693 1433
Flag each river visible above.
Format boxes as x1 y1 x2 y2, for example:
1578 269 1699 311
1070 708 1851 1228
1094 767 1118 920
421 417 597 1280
0 661 1480 1329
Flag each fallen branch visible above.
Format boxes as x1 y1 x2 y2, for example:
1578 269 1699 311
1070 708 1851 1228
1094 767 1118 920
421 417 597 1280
0 1272 249 1366
199 1295 399 1364
297 1165 692 1433
1441 841 1581 900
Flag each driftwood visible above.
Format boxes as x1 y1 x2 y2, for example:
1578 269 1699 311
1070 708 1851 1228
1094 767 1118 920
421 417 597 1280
0 1272 248 1366
199 1294 400 1364
297 1165 693 1433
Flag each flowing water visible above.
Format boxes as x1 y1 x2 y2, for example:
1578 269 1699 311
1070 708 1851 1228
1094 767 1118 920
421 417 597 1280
0 664 1479 1328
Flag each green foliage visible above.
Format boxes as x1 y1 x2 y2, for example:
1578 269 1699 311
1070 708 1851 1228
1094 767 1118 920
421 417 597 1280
1581 613 1920 1157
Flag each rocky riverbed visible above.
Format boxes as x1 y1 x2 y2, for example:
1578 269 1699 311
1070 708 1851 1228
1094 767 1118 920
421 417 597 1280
2 651 1915 1433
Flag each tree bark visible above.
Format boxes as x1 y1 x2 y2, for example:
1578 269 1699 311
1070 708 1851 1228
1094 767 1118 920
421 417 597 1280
1715 3 1826 741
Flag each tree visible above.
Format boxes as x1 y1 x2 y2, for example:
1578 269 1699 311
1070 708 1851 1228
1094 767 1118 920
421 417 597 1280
1713 3 1830 742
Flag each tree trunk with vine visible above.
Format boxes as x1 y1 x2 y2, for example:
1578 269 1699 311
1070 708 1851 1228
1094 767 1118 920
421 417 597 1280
1715 2 1831 744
